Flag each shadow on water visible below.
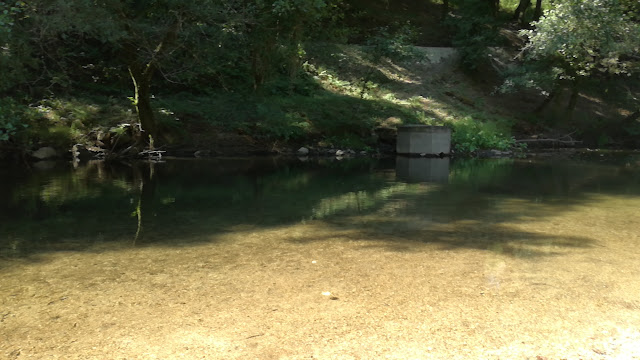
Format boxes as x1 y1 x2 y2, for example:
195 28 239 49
283 157 628 257
1 153 639 266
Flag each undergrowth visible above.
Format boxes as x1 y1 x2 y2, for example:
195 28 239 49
446 116 520 153
0 96 135 151
153 40 522 152
2 33 522 155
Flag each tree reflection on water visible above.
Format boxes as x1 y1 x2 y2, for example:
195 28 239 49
0 155 639 262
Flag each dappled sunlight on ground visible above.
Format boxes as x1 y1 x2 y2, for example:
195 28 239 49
308 44 468 126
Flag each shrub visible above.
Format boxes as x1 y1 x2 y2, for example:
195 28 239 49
0 97 30 143
448 116 518 153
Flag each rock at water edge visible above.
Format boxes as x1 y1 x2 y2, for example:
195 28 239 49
31 147 58 160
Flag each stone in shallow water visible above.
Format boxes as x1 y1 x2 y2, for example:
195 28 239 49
194 150 212 158
31 147 58 160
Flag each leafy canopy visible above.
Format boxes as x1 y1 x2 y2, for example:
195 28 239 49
522 0 640 79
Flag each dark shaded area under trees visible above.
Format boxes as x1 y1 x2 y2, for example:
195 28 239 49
1 0 639 161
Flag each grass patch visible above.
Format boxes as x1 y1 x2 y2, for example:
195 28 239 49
156 80 428 150
447 116 518 153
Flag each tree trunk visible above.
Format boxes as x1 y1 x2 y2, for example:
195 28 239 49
122 17 182 147
288 21 304 82
534 84 559 113
513 0 531 23
567 79 580 115
483 0 499 17
533 0 543 21
442 0 449 20
251 48 265 89
129 62 157 147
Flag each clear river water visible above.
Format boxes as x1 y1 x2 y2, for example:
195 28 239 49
1 154 639 359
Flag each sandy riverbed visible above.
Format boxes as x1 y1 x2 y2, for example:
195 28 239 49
2 194 640 359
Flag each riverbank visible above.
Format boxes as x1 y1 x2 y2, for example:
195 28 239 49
1 44 638 164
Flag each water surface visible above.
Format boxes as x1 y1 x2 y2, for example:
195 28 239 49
1 155 639 359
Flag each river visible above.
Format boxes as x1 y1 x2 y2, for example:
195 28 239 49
1 155 639 359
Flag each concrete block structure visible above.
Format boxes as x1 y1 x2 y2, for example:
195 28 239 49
396 125 451 156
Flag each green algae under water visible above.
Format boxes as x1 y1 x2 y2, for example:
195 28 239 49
1 155 640 359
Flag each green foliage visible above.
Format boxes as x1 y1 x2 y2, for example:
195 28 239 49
3 1 252 138
498 0 524 12
239 0 345 88
0 1 34 93
522 0 640 79
501 0 640 136
13 96 135 149
448 0 501 70
448 116 518 153
499 58 562 94
0 97 96 149
1 0 348 140
249 89 377 144
364 22 420 62
252 104 311 141
0 97 29 142
13 0 639 154
0 1 24 33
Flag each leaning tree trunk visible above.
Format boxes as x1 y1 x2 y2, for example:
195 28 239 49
129 62 157 147
533 0 543 21
490 0 500 17
567 80 580 112
566 79 580 116
534 83 559 113
441 0 449 20
122 17 182 148
513 0 531 24
288 20 304 82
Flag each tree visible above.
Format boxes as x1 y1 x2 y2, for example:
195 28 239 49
0 1 30 92
512 0 530 25
441 0 449 20
517 0 640 112
6 1 249 146
532 0 543 21
245 0 343 88
449 0 501 70
489 0 499 17
0 1 17 32
5 0 343 148
512 1 548 27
